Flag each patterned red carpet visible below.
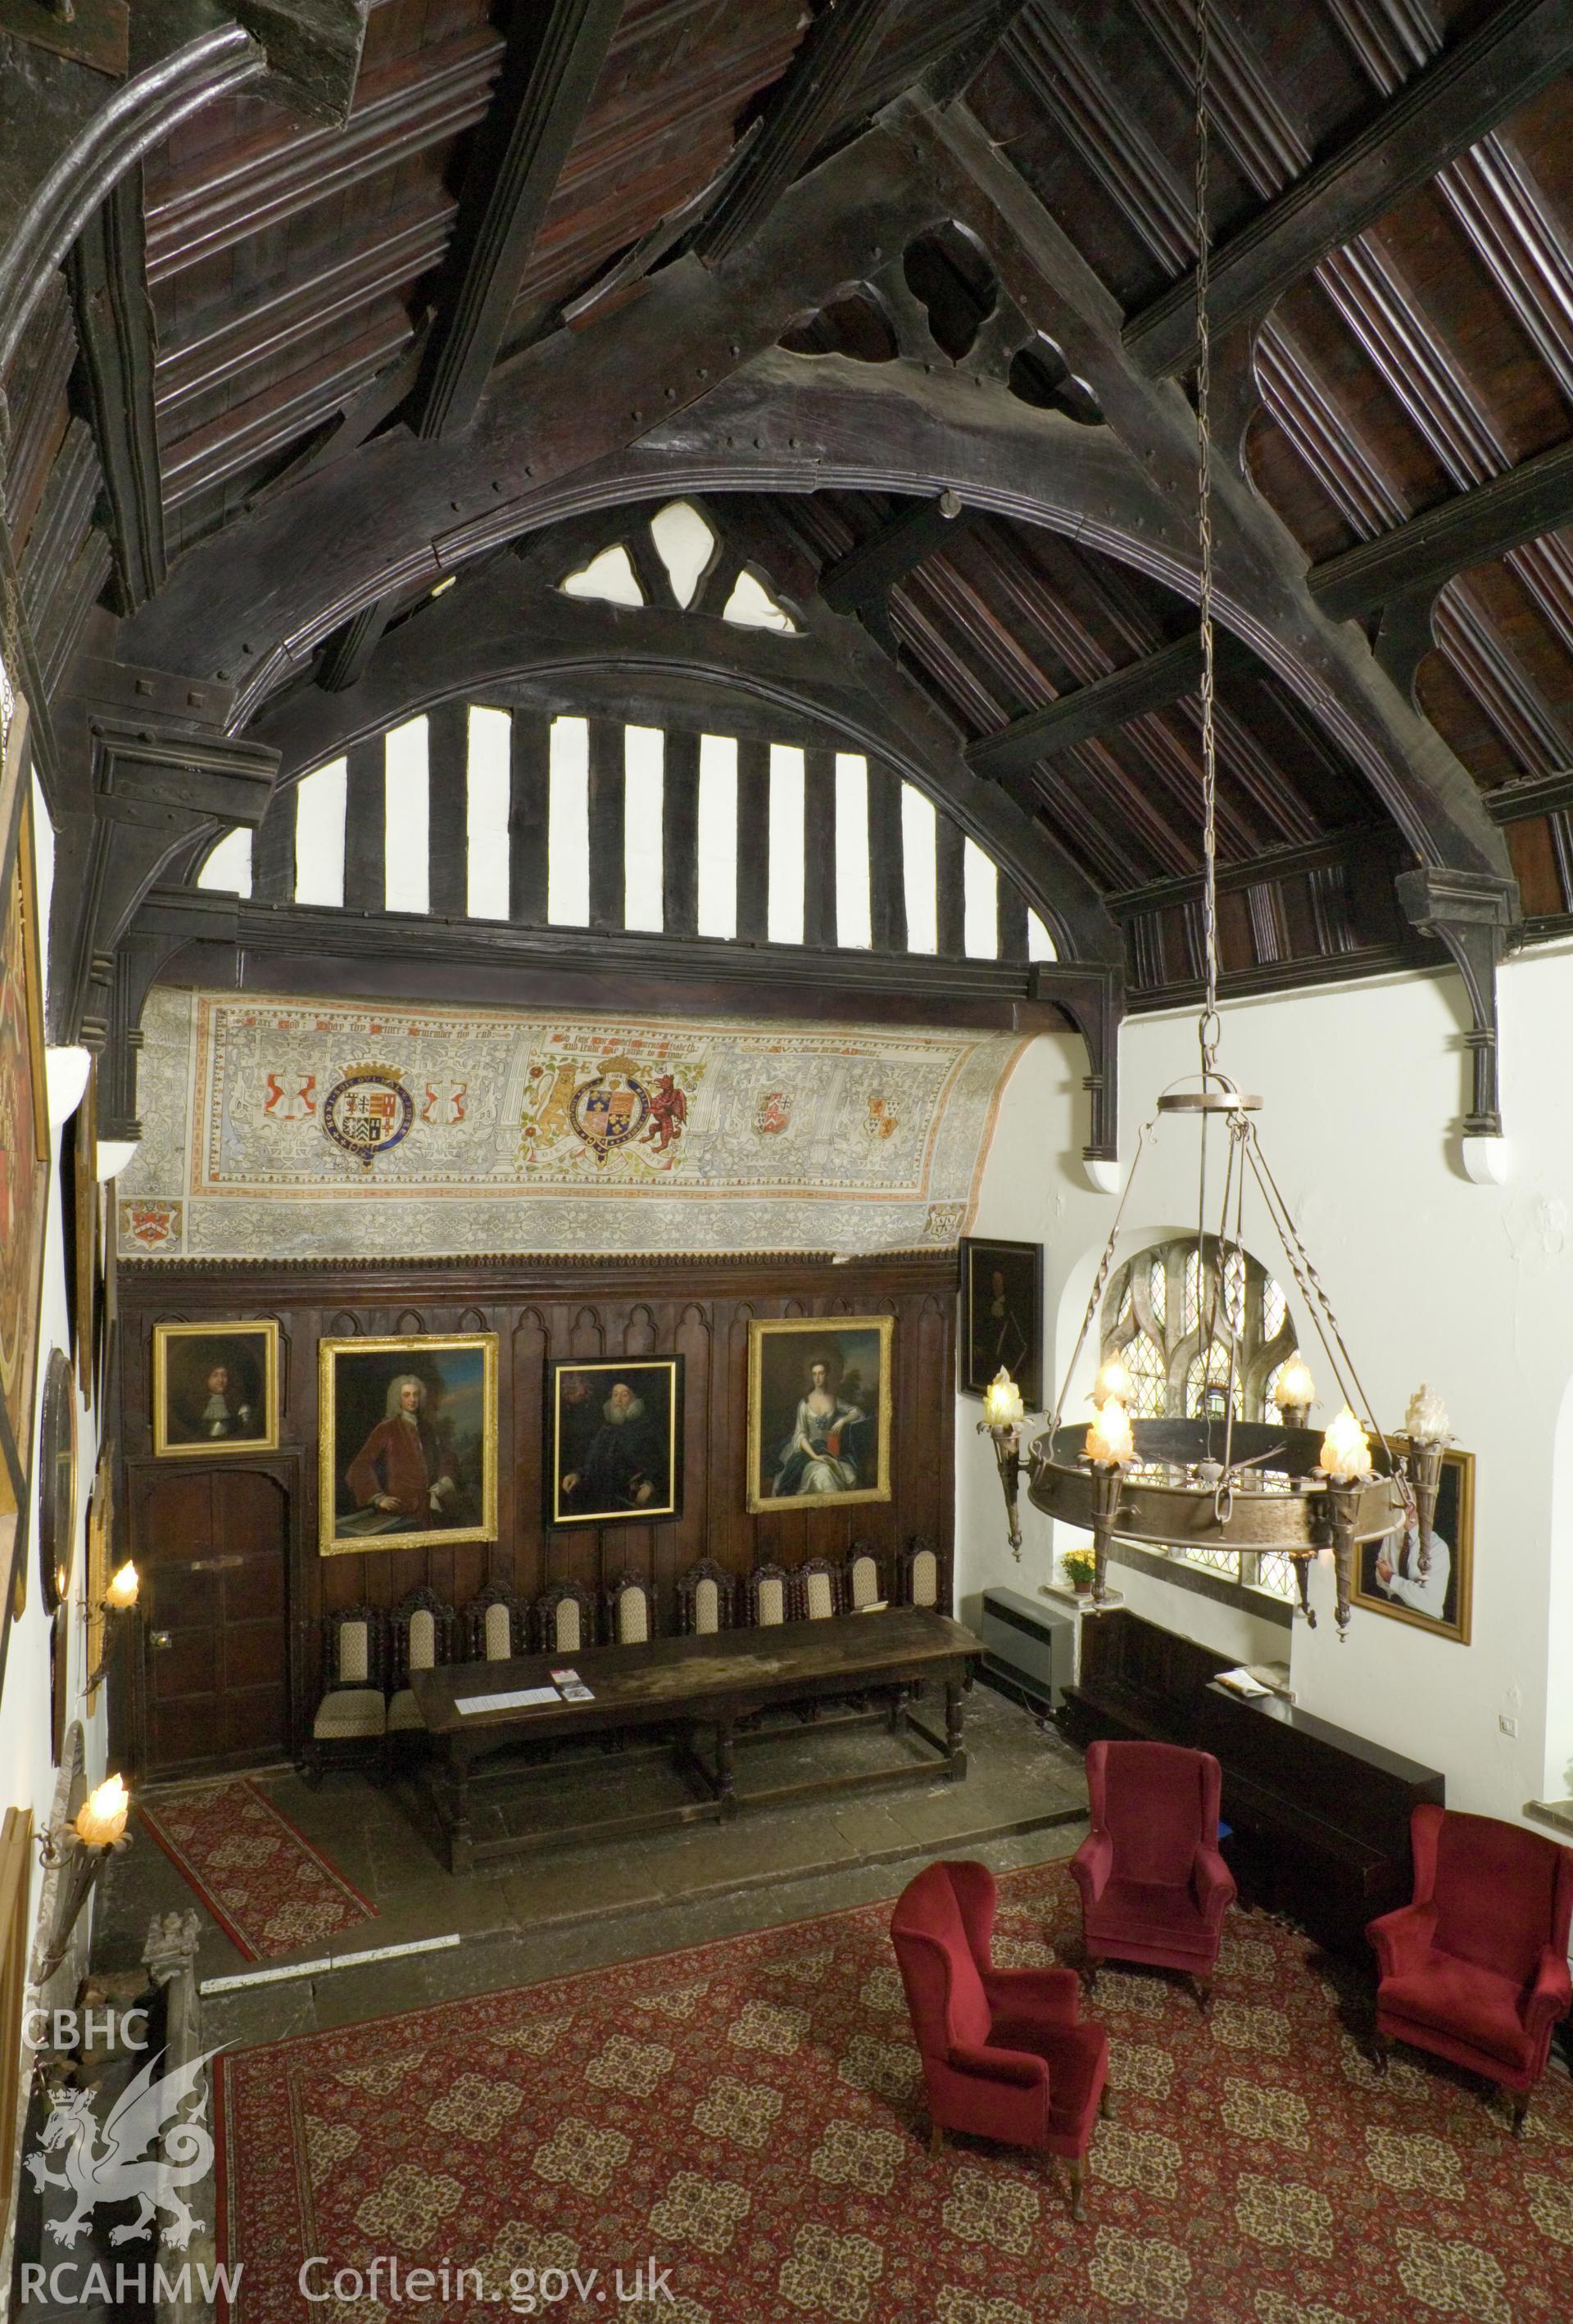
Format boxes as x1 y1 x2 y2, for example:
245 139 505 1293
215 1860 1573 2322
138 1778 377 1959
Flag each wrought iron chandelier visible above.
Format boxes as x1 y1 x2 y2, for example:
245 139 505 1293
978 0 1451 1638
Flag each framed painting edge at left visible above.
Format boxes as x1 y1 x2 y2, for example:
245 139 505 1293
318 1331 499 1556
0 695 50 1496
152 1318 282 1456
1352 1436 1476 1647
959 1235 1044 1409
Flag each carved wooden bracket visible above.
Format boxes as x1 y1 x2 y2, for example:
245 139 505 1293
1029 962 1124 1162
48 665 277 1102
1394 865 1520 1138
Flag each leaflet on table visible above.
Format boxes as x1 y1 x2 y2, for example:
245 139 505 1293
552 1668 596 1701
456 1685 562 1713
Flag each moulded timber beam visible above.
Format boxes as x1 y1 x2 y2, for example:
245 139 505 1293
895 93 1514 893
1125 0 1573 379
66 170 165 614
413 0 624 439
691 0 911 270
0 16 265 382
820 493 968 614
1312 433 1573 618
971 433 1573 773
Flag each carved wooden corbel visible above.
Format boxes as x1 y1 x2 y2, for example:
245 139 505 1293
1394 864 1519 1138
48 664 277 1114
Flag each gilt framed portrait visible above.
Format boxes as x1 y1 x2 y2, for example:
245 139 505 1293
319 1333 497 1556
546 1357 684 1529
959 1237 1043 1409
746 1316 893 1514
154 1321 280 1456
0 706 50 1500
1353 1439 1475 1646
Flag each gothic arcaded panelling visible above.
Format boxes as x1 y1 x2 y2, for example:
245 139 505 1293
119 989 1028 1260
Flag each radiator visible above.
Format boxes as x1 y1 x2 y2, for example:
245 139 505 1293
978 1587 1077 1713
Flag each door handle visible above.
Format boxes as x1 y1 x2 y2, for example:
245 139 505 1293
150 1630 173 1650
188 1556 244 1572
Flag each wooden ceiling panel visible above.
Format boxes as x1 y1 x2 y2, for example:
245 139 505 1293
1365 183 1573 469
1416 637 1539 791
143 25 501 288
29 0 1573 1013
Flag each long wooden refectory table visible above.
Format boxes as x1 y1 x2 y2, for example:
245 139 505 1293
408 1607 981 1873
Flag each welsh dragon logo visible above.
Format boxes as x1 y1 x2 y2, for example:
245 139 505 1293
26 2045 218 2249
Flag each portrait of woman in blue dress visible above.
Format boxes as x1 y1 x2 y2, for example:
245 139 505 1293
747 1316 892 1512
772 1356 869 1497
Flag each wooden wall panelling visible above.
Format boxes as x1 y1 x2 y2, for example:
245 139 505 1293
116 1252 959 1773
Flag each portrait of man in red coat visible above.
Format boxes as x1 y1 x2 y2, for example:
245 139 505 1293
343 1373 460 1532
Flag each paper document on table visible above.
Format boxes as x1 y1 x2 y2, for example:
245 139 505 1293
456 1686 561 1713
1215 1666 1271 1698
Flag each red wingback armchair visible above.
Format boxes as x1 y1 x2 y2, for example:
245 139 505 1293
1367 1803 1573 2129
890 1860 1108 2218
1071 1740 1236 2005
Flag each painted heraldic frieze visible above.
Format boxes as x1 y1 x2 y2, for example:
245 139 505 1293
119 990 1029 1260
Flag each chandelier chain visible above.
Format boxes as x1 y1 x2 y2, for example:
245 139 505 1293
1194 0 1220 1073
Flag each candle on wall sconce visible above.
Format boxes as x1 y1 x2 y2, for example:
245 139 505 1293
981 1368 1026 1429
73 1774 129 1847
103 1562 139 1612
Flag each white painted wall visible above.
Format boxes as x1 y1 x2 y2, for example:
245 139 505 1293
0 779 107 2300
958 945 1573 1825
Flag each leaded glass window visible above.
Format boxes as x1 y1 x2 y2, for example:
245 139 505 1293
1096 1235 1303 1603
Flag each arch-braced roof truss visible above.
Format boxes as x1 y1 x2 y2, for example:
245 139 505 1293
6 0 1570 1150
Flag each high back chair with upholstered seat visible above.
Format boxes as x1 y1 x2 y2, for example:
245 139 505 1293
1368 1803 1573 2129
890 1859 1109 2218
535 1577 597 1657
798 1556 842 1620
388 1588 456 1742
1071 1739 1236 2006
605 1571 657 1647
845 1542 884 1611
678 1559 735 1636
900 1536 941 1610
465 1583 528 1664
746 1562 792 1628
304 1604 388 1784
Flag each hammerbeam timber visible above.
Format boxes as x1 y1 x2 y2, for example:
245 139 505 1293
820 494 967 614
414 0 623 439
691 0 916 270
970 430 1573 776
1125 0 1573 379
